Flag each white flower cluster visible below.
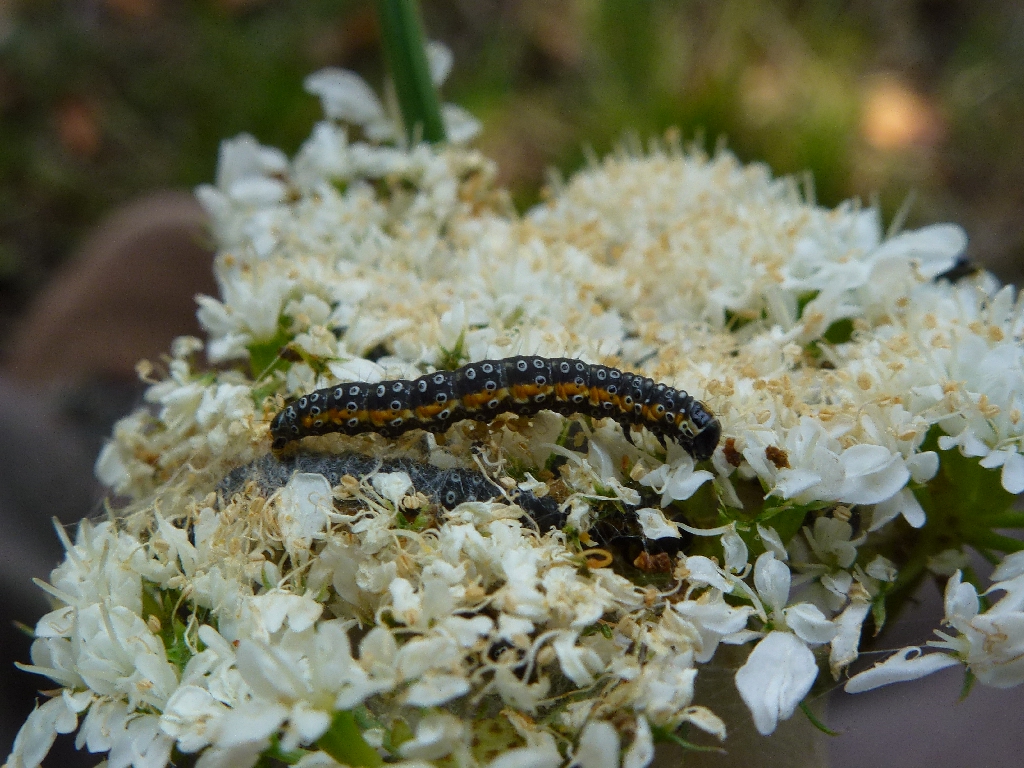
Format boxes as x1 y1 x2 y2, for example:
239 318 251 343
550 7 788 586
8 60 1024 768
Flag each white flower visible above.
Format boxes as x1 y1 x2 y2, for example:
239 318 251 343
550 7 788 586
398 713 466 760
5 694 81 768
74 603 179 710
304 42 480 146
844 646 960 693
304 68 393 141
638 456 714 506
735 631 818 735
848 562 1024 693
245 591 324 637
107 713 175 768
669 590 754 663
161 685 230 753
751 420 914 511
371 471 414 508
870 487 926 531
276 473 333 550
730 553 838 733
570 720 619 768
802 517 863 570
634 508 681 541
622 717 655 768
552 632 605 687
632 653 700 726
930 570 1024 688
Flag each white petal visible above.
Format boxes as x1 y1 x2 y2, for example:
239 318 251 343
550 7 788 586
295 753 345 768
754 553 791 615
838 445 909 505
682 706 727 740
7 696 72 768
571 721 619 768
442 103 482 144
680 556 732 592
872 223 966 277
735 632 818 735
372 471 414 508
870 487 925 531
906 451 939 483
290 704 331 744
785 603 839 645
865 555 897 582
845 647 960 693
722 528 749 574
772 468 821 498
215 702 288 747
944 571 980 621
635 508 681 540
398 713 464 761
979 449 1007 469
757 525 788 561
195 743 266 768
277 473 332 543
304 68 386 126
426 41 454 86
1001 452 1024 494
622 717 654 768
404 674 470 706
829 598 872 677
666 468 714 503
487 746 563 768
992 551 1024 582
553 633 603 687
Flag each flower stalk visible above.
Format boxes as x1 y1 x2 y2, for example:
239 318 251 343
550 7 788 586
376 0 446 144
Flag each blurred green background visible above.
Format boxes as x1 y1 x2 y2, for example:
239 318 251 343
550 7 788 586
2 0 1024 349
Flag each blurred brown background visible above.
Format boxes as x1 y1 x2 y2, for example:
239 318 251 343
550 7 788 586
0 0 1022 765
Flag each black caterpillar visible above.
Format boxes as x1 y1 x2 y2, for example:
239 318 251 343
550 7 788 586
220 451 693 563
220 451 562 526
270 356 720 461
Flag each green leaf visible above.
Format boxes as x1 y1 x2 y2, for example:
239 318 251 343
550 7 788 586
822 317 854 344
887 425 1017 615
248 322 294 379
317 710 384 767
437 330 467 371
796 291 819 319
376 0 446 144
959 669 977 701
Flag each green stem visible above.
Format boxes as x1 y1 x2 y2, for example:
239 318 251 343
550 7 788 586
972 512 1024 528
317 710 384 767
376 0 446 144
964 529 1024 553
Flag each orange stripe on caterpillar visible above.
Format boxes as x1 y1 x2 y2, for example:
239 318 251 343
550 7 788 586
270 356 721 460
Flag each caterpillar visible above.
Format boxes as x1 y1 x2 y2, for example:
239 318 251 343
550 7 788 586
221 451 693 563
220 451 562 524
270 356 721 461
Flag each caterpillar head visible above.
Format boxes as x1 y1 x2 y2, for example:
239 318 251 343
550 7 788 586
688 404 721 461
